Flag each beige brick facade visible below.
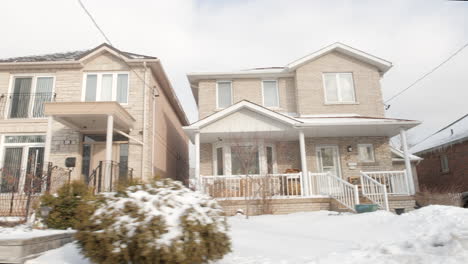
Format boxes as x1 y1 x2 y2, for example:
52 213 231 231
0 48 188 186
196 51 384 119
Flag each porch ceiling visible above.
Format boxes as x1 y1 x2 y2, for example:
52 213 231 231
44 102 135 132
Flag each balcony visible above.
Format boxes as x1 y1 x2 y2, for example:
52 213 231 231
0 92 56 119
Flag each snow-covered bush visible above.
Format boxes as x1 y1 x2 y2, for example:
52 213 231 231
39 181 95 229
75 179 231 264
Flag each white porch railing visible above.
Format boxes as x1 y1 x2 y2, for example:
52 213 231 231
362 171 410 195
200 173 303 200
308 172 359 212
360 171 389 211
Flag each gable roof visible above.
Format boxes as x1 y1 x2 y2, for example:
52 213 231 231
187 42 392 103
411 114 468 154
286 42 392 73
185 100 300 129
0 43 157 63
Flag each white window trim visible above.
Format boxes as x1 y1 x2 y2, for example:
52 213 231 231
81 72 130 105
261 80 280 108
0 134 46 194
216 80 233 110
5 74 56 120
357 144 375 162
212 140 277 176
322 72 357 104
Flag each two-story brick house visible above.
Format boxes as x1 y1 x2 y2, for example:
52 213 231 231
184 43 421 214
0 43 189 197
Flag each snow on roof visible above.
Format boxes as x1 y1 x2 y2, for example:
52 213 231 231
0 43 157 63
295 116 417 126
391 146 422 162
411 114 468 154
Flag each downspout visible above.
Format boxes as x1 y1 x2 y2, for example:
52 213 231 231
152 86 157 177
141 62 148 179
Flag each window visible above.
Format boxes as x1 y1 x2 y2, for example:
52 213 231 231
266 146 273 174
1 135 46 193
8 76 54 118
231 146 260 175
216 81 232 108
323 73 356 103
358 144 375 162
83 73 129 104
440 155 449 173
262 80 279 107
216 147 224 175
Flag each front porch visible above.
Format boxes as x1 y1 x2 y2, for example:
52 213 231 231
183 101 421 213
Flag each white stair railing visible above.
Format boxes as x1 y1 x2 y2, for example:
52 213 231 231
360 171 389 211
309 172 359 212
362 171 409 195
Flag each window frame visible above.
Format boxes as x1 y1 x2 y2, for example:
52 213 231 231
440 154 449 173
357 144 375 162
6 74 56 119
216 80 233 109
81 72 130 105
0 134 47 194
322 72 357 104
261 80 280 108
212 141 277 176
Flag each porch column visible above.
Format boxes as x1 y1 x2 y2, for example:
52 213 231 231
105 115 114 191
44 116 53 165
400 128 415 195
299 130 309 196
194 131 200 191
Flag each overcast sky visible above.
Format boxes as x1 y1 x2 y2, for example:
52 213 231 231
1 0 467 146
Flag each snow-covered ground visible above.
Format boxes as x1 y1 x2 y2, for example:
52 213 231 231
0 225 74 240
26 205 468 264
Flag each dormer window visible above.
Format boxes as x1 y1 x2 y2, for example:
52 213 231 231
323 73 356 104
83 72 129 104
262 80 279 108
216 81 232 109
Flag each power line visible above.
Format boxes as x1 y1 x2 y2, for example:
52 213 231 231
384 41 468 108
77 0 156 94
411 113 468 148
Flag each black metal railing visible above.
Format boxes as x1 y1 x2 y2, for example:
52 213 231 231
87 161 134 193
0 92 56 119
0 162 70 221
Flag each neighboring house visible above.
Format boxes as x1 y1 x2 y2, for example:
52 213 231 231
411 114 468 207
0 43 189 197
184 43 421 214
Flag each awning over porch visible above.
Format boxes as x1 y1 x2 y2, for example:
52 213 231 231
183 100 421 143
44 101 135 132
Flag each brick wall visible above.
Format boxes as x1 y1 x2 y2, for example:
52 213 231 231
218 198 331 216
198 77 297 119
416 141 468 193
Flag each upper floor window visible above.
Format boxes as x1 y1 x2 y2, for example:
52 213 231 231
83 72 129 104
323 73 356 104
358 144 375 162
262 80 279 108
7 75 54 119
216 81 232 109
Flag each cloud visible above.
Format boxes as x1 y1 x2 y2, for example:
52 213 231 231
1 0 467 145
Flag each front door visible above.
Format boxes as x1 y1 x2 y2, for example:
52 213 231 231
316 145 341 177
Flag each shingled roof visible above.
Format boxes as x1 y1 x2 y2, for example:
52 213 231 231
0 43 156 63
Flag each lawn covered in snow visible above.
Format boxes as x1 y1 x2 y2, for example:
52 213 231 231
0 225 74 240
26 205 468 264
